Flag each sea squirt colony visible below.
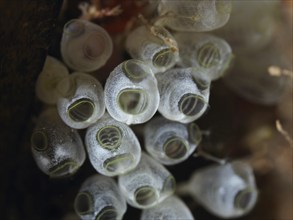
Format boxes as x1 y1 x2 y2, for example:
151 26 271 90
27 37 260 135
31 1 269 219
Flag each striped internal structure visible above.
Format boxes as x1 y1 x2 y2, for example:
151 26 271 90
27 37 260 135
97 126 122 150
179 93 206 116
68 98 95 122
197 43 220 68
153 48 175 68
164 137 188 159
103 153 134 173
234 188 254 210
134 186 158 206
95 206 117 220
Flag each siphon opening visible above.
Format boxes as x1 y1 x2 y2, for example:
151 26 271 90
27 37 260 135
96 206 117 220
31 131 48 151
122 60 148 82
134 186 158 206
74 192 93 215
97 126 122 150
68 98 95 122
118 88 148 115
179 93 206 117
164 137 188 159
103 154 134 173
197 43 221 68
153 48 175 68
234 188 254 210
